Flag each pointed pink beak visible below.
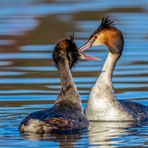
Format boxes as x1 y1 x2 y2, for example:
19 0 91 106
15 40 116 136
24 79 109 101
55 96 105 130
79 42 93 52
83 54 101 61
79 40 101 61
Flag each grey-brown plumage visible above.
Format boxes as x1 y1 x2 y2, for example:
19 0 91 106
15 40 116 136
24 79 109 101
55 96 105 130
20 100 88 134
19 36 89 134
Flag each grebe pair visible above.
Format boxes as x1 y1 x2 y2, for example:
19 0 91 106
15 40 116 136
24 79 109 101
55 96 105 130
19 35 98 134
19 17 148 134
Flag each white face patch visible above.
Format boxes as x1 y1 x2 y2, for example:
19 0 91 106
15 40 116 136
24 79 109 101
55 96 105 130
92 33 105 46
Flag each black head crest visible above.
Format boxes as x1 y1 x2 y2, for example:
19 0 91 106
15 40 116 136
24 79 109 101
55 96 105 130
95 17 115 33
89 17 115 40
70 32 75 42
100 16 115 29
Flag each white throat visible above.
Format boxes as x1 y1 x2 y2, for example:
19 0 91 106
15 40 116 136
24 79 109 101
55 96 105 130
90 52 120 99
86 52 121 120
95 52 120 89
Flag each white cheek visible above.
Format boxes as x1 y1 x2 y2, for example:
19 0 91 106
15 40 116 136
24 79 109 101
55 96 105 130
93 39 104 46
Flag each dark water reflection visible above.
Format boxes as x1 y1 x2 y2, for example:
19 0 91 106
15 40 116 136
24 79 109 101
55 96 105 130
0 0 148 147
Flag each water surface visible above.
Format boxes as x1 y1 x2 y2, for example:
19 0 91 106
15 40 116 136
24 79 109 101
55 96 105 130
0 0 148 147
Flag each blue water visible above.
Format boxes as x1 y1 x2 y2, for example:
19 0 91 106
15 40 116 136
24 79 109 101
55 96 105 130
0 0 148 147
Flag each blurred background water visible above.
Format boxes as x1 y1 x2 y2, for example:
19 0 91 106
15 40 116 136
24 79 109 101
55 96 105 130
0 0 148 147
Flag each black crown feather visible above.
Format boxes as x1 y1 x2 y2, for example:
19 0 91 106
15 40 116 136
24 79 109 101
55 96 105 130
69 32 75 41
95 17 115 33
89 17 115 40
99 16 115 29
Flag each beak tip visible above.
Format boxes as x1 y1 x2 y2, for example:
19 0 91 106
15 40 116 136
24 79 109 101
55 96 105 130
79 42 92 52
79 42 101 61
83 54 101 61
97 58 102 61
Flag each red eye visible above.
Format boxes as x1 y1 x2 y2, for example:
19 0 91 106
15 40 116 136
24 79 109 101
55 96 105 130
94 35 98 39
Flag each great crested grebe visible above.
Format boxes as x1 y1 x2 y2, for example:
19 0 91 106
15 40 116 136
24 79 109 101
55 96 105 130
19 35 99 134
79 17 148 121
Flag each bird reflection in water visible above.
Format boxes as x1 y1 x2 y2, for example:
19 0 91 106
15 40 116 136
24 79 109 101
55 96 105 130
88 121 147 147
20 131 86 148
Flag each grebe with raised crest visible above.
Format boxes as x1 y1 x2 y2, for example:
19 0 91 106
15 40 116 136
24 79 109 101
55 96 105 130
79 17 148 122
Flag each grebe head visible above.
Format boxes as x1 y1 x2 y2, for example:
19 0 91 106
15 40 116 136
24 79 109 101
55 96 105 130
53 34 99 69
79 17 124 55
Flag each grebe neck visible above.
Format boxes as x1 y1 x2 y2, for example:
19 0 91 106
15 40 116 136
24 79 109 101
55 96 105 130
56 61 81 107
87 52 121 113
97 52 120 87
